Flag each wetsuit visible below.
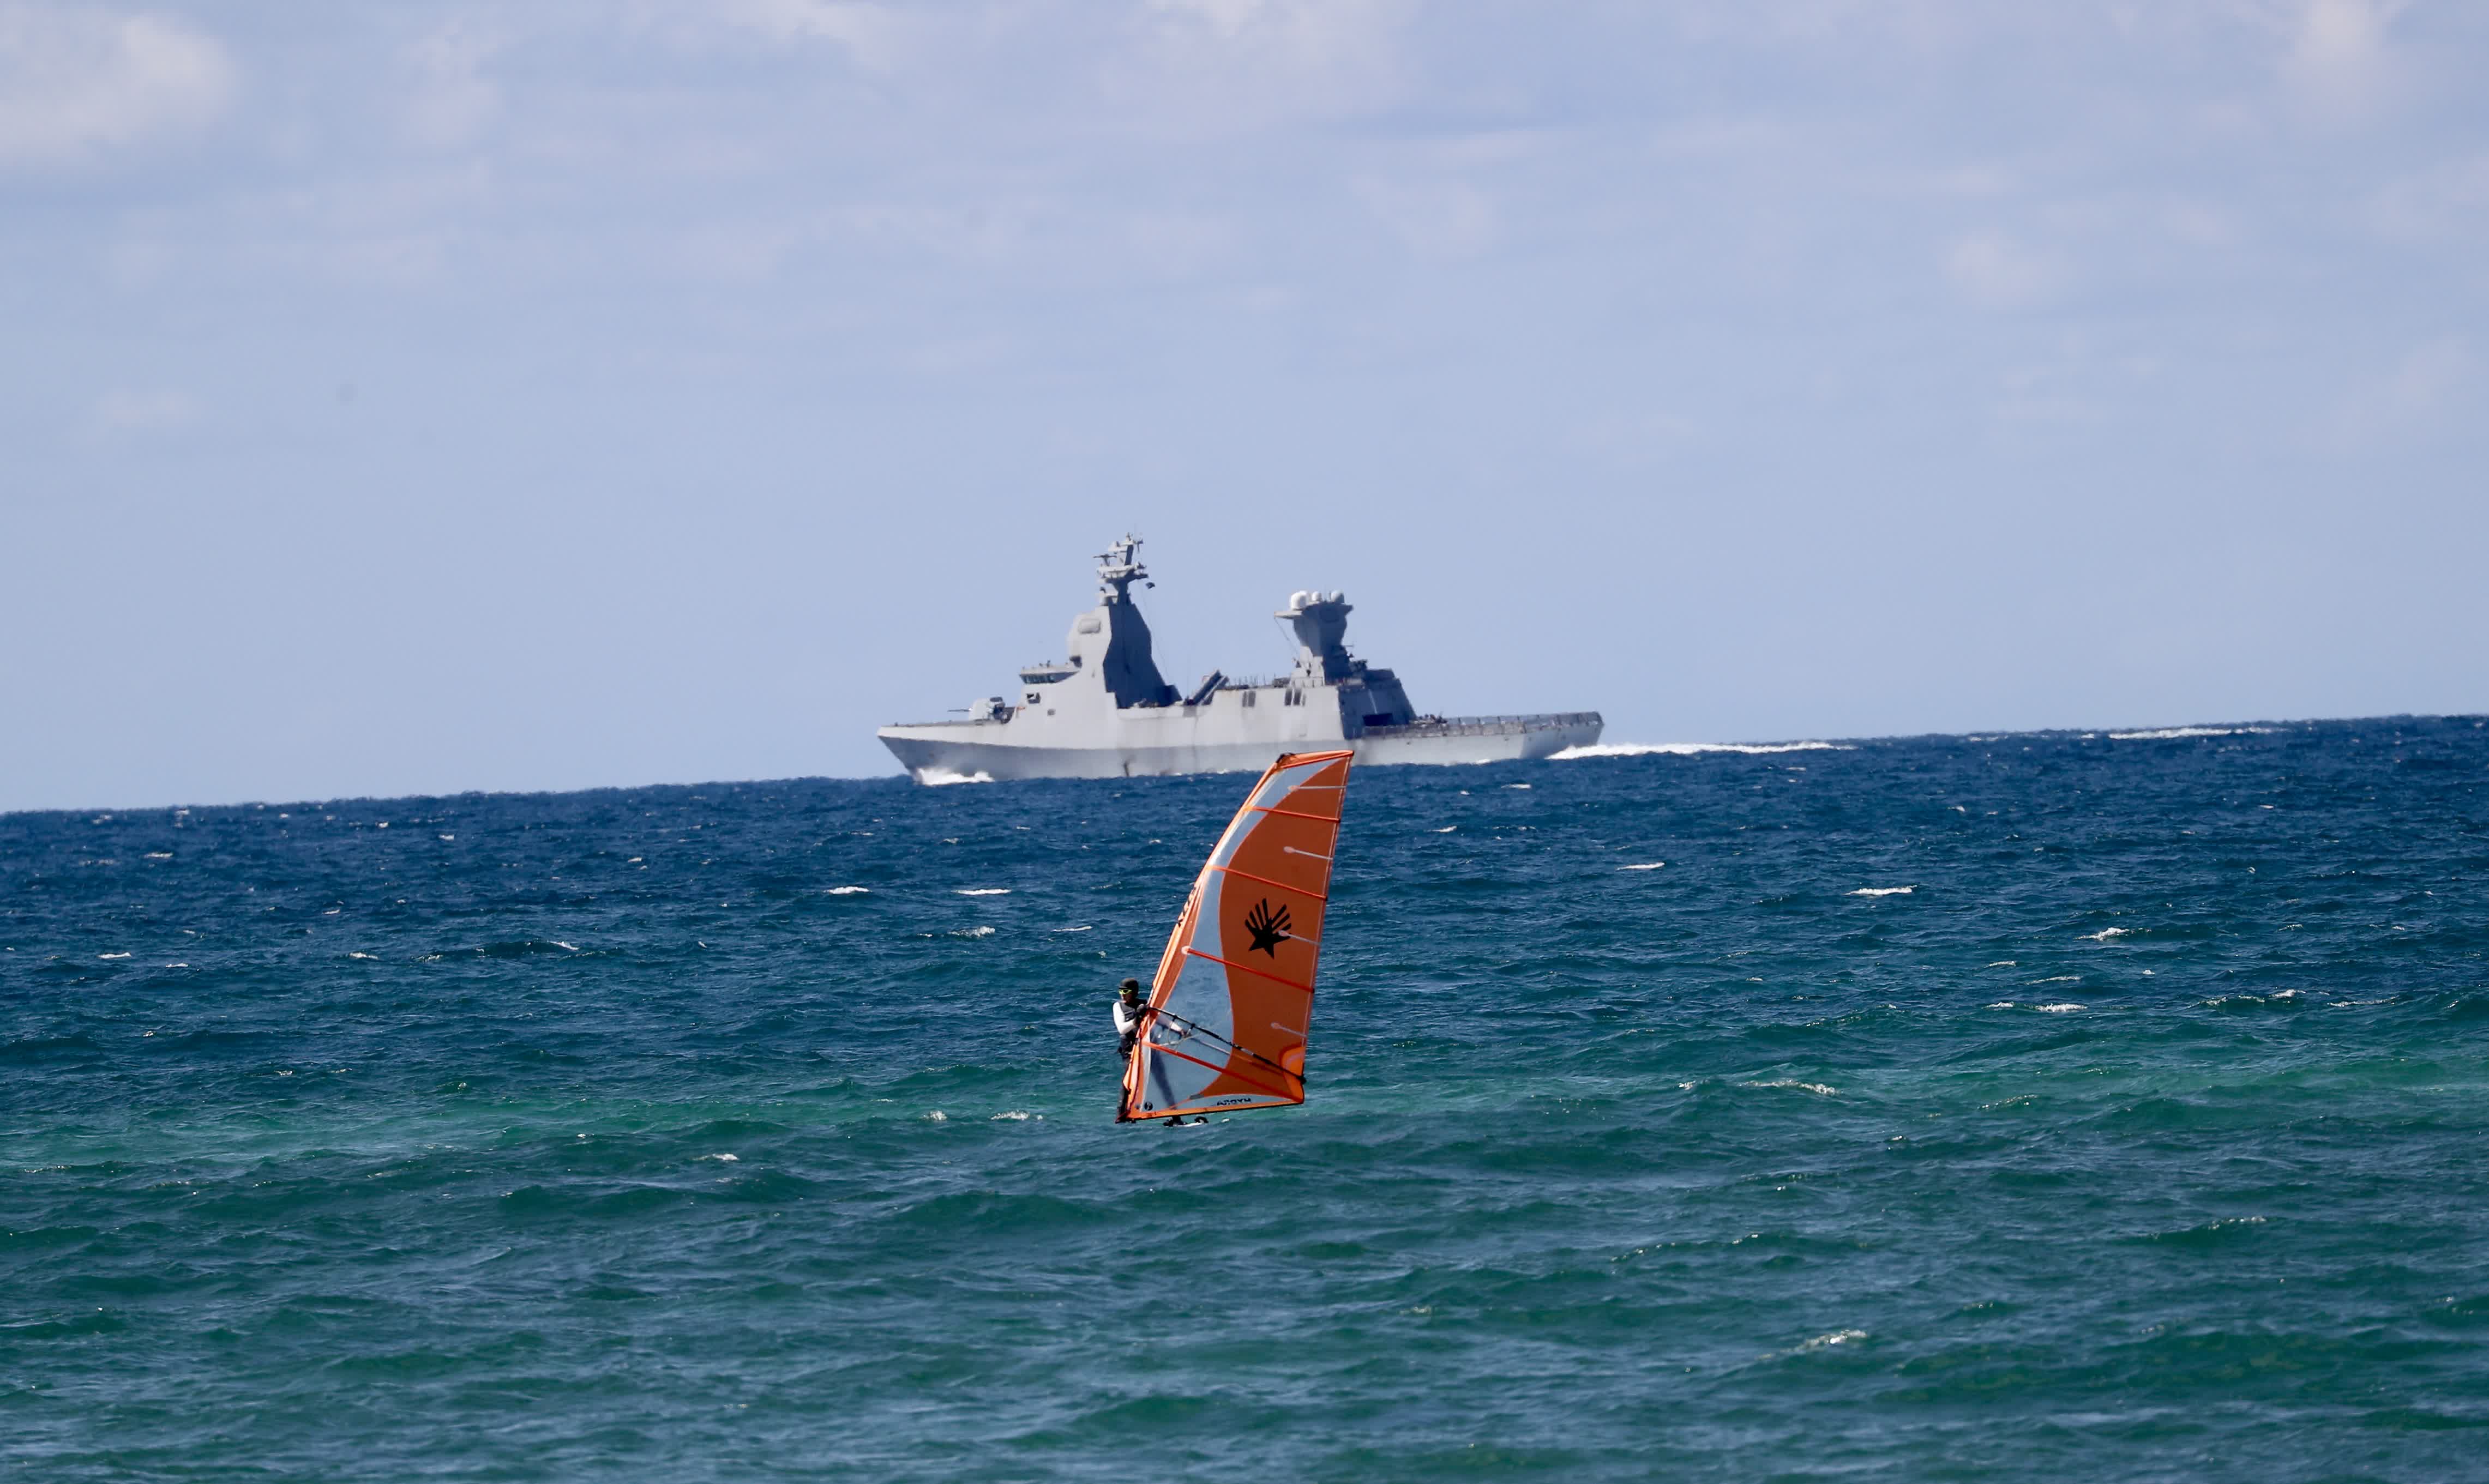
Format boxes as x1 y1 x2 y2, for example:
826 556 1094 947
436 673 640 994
1113 996 1146 1060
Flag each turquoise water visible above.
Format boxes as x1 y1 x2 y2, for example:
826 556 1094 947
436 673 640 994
5 719 2487 1480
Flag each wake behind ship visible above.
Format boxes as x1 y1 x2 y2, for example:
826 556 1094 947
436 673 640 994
876 536 1601 782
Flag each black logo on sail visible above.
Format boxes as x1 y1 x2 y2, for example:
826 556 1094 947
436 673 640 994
1244 898 1291 957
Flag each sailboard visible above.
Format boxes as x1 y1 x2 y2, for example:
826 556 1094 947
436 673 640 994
1119 750 1354 1123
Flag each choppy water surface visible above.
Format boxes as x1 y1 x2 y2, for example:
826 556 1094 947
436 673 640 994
5 718 2487 1481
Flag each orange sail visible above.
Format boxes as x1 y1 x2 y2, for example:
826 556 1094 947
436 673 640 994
1119 750 1354 1122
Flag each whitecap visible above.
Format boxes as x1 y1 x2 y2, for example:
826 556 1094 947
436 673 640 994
2107 726 2274 741
1850 886 1913 897
954 926 995 938
916 768 995 786
2035 1002 2085 1013
1619 862 1667 871
1797 1328 1867 1352
1986 1001 2016 1010
554 941 580 951
955 888 1011 897
1504 783 1531 789
2030 975 2080 984
99 952 130 960
438 833 455 841
2082 927 2131 940
143 852 172 860
990 1111 1036 1121
1741 1078 1838 1096
348 951 380 961
1552 740 1849 759
699 1153 740 1162
1985 961 2018 968
922 1110 948 1121
825 885 869 895
1053 925 1092 933
1434 826 1457 833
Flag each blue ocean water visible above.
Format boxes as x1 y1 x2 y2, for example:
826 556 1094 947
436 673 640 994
5 718 2487 1481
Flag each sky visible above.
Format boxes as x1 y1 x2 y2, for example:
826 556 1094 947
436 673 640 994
3 0 2484 811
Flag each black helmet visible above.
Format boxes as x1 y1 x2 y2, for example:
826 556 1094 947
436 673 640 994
1119 978 1142 995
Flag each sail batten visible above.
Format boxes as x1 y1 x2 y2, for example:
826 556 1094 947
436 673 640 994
1182 947 1315 995
1119 749 1354 1122
1208 862 1329 901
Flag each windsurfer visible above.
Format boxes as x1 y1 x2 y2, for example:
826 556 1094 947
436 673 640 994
1112 978 1148 1060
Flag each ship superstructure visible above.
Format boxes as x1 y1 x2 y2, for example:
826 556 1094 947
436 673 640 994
875 536 1601 782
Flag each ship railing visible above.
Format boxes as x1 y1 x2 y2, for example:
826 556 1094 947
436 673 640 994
1361 711 1602 739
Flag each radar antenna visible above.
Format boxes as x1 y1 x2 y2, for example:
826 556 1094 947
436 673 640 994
1096 534 1150 604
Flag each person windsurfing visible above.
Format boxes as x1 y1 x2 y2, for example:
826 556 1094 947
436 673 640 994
1114 749 1355 1127
1112 978 1148 1062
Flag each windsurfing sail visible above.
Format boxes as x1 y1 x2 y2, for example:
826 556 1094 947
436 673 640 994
1119 750 1354 1123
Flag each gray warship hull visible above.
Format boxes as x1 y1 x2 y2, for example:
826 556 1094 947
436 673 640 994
881 711 1603 782
874 536 1601 783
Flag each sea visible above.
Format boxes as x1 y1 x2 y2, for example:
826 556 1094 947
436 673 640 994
4 717 2486 1482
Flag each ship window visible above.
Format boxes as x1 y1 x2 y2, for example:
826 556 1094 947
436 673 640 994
1363 713 1396 727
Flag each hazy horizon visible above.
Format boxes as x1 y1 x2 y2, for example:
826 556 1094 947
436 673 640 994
10 709 2478 817
7 2 2485 813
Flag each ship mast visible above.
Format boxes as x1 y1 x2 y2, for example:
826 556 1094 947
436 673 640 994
1096 535 1150 604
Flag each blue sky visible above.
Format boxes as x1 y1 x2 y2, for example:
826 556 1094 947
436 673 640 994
3 1 2484 810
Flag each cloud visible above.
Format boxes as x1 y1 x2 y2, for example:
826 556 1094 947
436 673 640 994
2368 151 2489 244
2281 0 2407 117
1357 175 1497 259
2330 337 2475 444
400 21 502 148
0 4 232 167
1944 232 2061 307
711 0 905 67
88 388 200 435
1111 0 1418 131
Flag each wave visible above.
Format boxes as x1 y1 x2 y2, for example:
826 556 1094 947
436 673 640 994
1850 886 1913 897
824 885 870 895
915 767 995 786
955 888 1011 897
1742 1078 1839 1096
2107 725 2282 741
1619 862 1667 871
1552 740 1850 759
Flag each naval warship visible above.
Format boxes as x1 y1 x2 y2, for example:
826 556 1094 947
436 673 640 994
876 537 1602 782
